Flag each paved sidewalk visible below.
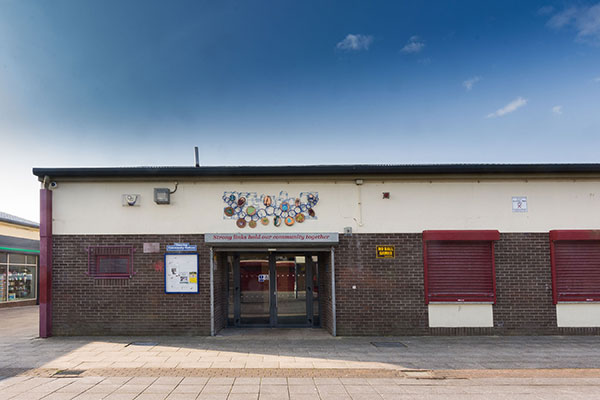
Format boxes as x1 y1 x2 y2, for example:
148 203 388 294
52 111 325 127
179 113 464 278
2 375 600 400
2 306 600 375
3 307 600 399
5 331 600 373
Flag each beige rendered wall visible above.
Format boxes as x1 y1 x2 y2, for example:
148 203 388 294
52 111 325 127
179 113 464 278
556 304 600 327
428 304 494 327
0 222 39 240
49 178 600 235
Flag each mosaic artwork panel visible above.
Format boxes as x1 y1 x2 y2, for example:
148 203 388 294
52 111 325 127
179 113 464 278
222 191 319 228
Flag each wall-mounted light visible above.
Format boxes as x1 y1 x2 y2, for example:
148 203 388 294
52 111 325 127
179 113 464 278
382 192 390 199
154 182 178 205
154 188 171 204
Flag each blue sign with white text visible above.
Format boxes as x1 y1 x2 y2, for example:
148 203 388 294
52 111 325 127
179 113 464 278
166 243 197 252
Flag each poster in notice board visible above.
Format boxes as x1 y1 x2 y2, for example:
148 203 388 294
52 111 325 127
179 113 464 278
165 253 199 293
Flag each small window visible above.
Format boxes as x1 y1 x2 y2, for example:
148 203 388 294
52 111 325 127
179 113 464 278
87 246 135 278
550 230 600 303
9 254 26 264
423 230 499 304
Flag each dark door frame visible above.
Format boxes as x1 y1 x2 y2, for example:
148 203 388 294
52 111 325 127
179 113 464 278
230 251 319 328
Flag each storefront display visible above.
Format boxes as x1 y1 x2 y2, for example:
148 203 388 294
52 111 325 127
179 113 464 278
0 252 37 302
0 272 6 302
8 267 35 300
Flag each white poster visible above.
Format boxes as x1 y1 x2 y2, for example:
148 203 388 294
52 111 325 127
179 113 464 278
512 196 528 212
165 254 199 293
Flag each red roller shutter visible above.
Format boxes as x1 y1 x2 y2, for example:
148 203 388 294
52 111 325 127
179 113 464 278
550 230 600 304
423 230 499 304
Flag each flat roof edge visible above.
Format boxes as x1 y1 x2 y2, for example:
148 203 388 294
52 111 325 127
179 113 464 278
32 164 600 179
0 217 39 229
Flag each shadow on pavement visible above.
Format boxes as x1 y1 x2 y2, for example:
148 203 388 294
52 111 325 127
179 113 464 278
2 305 600 380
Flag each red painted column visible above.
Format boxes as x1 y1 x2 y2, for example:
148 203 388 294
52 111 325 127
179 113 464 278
39 188 52 338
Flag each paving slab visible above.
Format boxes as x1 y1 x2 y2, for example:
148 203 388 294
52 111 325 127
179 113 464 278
4 307 600 399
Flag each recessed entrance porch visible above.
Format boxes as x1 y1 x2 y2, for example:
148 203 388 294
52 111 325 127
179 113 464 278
221 252 326 328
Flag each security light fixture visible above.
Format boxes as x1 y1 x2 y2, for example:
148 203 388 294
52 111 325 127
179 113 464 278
154 188 171 204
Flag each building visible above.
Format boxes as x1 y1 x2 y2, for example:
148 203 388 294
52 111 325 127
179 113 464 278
32 164 600 337
0 211 40 308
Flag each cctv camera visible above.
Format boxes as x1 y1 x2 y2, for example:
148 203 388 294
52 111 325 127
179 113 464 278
126 195 137 206
49 182 58 190
122 194 140 207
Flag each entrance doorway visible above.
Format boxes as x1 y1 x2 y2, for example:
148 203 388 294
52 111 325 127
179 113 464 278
227 252 320 327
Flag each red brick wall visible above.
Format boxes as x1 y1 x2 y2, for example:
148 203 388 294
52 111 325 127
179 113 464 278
335 233 600 335
51 233 600 336
52 235 211 335
335 234 428 335
494 233 555 333
214 254 229 333
318 253 333 334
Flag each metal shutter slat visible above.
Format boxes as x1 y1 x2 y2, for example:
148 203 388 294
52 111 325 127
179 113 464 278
554 241 600 301
427 241 494 302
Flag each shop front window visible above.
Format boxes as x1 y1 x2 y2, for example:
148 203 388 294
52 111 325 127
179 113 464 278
0 253 38 302
0 253 6 302
8 266 36 300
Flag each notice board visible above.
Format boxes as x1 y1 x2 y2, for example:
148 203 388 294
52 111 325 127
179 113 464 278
165 253 199 293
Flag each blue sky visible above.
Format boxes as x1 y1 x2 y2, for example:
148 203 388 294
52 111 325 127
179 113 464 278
1 0 599 221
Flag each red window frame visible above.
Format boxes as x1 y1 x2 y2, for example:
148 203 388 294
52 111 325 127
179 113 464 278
423 230 499 304
87 246 135 278
550 230 600 304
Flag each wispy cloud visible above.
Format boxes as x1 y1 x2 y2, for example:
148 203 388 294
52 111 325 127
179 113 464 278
594 77 600 82
336 34 373 51
401 36 425 53
463 76 481 91
552 105 563 114
486 97 528 118
546 3 600 43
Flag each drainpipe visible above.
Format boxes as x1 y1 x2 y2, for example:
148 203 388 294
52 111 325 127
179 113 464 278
209 247 215 336
354 179 364 227
331 246 336 337
39 187 53 338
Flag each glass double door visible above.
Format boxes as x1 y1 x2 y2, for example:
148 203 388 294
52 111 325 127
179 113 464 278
229 252 319 327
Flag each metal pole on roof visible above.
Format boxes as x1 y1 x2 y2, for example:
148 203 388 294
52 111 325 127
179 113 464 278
194 146 200 168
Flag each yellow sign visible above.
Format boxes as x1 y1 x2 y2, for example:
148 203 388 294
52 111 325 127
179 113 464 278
376 246 395 259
